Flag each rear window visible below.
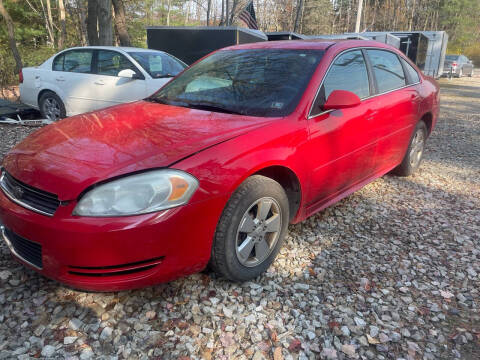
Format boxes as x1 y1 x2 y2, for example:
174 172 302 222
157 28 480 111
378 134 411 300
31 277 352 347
445 55 459 61
53 50 93 73
367 50 406 93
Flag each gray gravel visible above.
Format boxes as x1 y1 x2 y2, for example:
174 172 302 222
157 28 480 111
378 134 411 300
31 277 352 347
0 75 479 359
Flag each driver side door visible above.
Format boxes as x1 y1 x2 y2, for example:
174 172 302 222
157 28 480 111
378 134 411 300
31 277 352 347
306 49 379 210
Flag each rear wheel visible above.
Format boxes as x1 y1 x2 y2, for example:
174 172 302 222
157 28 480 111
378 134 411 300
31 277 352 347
392 121 427 177
209 175 289 281
39 91 66 121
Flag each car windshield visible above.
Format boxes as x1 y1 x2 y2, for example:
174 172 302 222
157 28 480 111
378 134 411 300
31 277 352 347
150 49 324 117
445 55 459 61
128 51 186 78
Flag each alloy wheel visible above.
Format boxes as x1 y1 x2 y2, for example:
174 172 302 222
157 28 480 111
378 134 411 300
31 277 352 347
43 97 62 121
409 128 425 168
235 197 282 267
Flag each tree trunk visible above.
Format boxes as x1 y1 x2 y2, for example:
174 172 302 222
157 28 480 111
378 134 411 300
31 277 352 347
166 0 171 26
229 0 237 25
87 0 99 45
220 0 224 25
225 0 230 25
0 0 23 73
207 0 211 25
45 0 56 46
58 0 67 49
97 0 113 45
112 0 131 46
294 0 304 32
409 0 416 31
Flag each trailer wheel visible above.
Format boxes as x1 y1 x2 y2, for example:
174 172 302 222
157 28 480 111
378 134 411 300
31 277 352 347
39 91 66 121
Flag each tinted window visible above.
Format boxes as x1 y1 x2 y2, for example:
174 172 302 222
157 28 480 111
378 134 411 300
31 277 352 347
128 52 186 78
53 54 64 71
60 50 93 73
97 50 137 76
445 55 459 61
311 50 370 115
367 50 406 93
152 49 324 117
400 58 420 84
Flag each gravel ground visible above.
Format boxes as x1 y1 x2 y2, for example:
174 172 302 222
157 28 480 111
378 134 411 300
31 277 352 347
0 75 479 360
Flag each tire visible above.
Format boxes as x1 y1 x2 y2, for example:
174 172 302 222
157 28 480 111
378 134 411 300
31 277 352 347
457 68 463 78
392 121 428 177
39 91 66 121
209 175 289 282
468 69 473 77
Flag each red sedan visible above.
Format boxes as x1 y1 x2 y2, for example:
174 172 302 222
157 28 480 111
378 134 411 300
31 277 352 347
0 40 439 291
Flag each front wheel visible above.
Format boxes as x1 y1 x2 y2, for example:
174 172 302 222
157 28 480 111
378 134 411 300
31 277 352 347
209 175 289 282
392 121 427 177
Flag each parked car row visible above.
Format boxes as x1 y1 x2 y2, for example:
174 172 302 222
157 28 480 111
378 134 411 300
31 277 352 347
442 54 474 77
2 40 439 291
19 46 186 121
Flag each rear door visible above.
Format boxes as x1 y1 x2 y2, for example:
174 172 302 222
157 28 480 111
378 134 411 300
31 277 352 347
306 49 377 207
365 49 418 172
92 50 148 110
52 49 97 115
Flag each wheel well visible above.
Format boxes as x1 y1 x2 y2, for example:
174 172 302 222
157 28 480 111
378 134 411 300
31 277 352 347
254 166 301 221
421 112 433 135
37 89 55 105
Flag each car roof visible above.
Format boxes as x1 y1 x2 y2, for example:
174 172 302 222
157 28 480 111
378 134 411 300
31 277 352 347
222 39 393 51
62 46 164 53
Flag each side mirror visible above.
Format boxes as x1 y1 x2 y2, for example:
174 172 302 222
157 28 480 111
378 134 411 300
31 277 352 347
118 69 137 79
323 90 361 111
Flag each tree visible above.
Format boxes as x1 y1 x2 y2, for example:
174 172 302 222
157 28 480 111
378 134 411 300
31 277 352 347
87 0 113 46
58 0 67 49
0 0 22 73
112 0 131 46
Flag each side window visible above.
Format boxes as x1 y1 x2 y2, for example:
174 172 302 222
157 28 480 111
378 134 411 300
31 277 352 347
52 54 64 71
367 50 406 93
97 50 137 76
63 50 93 73
400 58 420 84
311 50 370 115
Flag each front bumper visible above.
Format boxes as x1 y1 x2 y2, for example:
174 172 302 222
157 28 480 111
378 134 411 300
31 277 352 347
0 189 227 291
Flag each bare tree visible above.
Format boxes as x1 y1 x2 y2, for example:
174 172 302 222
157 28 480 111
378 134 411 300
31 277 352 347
87 0 99 45
207 0 212 25
0 0 22 73
112 0 131 46
294 0 304 32
98 0 113 45
58 0 67 48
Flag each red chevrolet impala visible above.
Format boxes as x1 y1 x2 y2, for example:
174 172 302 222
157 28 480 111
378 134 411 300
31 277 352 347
0 40 439 291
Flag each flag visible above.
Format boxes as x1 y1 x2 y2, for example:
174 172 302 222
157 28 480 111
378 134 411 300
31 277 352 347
239 1 258 30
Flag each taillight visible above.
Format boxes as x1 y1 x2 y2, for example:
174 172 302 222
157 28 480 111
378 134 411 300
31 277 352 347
19 69 23 83
452 62 457 67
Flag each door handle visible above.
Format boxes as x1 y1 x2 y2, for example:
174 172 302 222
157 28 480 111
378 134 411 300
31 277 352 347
55 76 65 82
365 110 378 121
94 80 105 85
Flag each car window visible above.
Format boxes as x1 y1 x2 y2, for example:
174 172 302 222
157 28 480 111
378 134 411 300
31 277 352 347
400 58 420 84
53 50 93 73
62 50 93 73
367 50 406 93
97 50 137 76
311 50 370 115
152 49 324 117
53 54 64 71
128 52 186 78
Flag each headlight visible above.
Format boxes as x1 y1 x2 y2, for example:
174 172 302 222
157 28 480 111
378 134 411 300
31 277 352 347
73 170 198 216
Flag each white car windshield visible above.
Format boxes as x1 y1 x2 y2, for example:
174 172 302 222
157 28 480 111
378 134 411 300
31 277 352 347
128 51 186 78
150 49 324 117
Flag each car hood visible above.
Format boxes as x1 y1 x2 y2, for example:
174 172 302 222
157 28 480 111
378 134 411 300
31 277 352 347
3 101 274 200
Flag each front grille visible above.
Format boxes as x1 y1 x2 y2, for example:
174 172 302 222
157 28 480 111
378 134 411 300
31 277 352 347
0 170 60 216
3 227 43 269
68 257 164 277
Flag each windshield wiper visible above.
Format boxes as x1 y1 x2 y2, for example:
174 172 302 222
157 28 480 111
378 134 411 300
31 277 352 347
155 73 175 78
181 102 244 115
